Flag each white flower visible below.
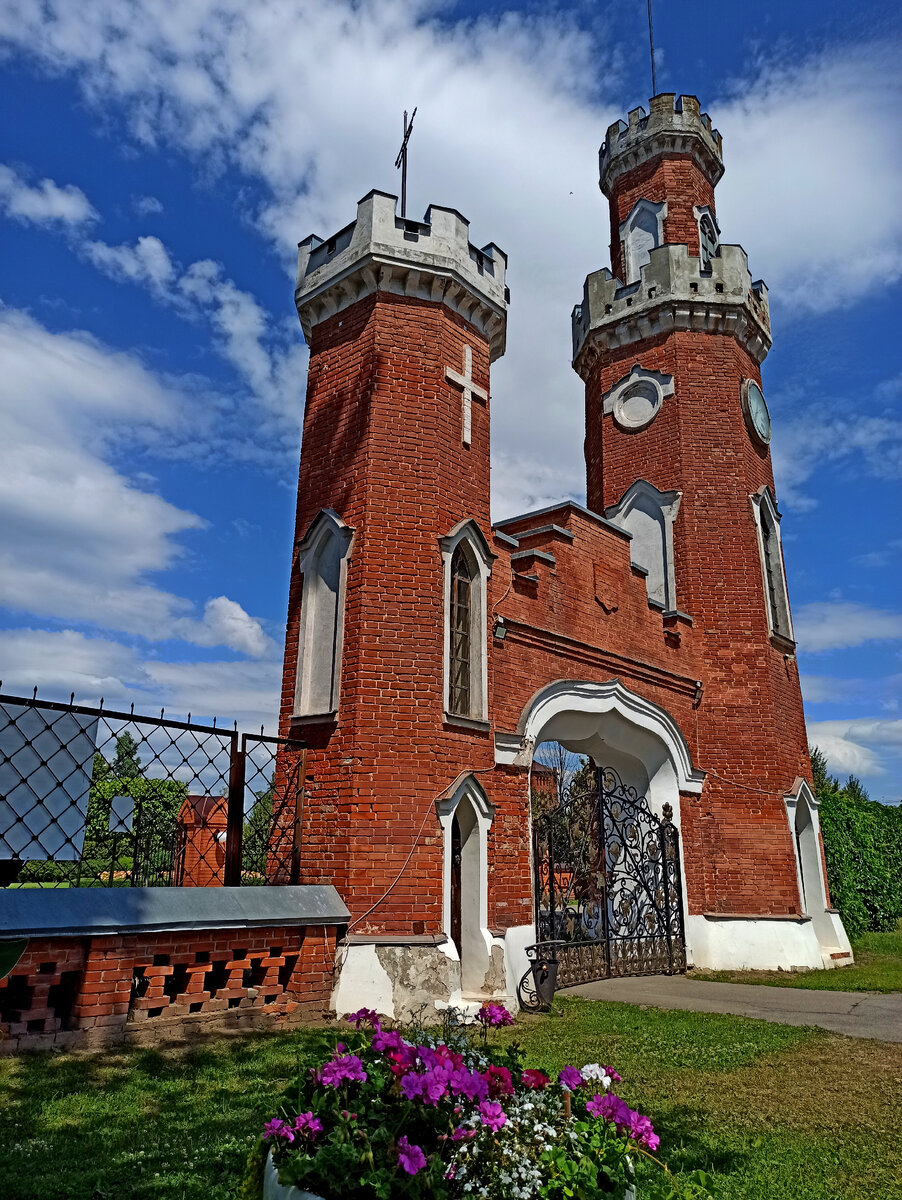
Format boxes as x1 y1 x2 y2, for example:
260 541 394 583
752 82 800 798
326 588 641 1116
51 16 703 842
580 1062 613 1088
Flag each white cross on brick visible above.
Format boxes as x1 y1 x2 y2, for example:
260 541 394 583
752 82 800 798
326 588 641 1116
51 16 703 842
445 345 487 447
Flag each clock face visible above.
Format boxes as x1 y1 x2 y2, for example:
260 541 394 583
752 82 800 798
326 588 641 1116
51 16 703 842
742 379 772 445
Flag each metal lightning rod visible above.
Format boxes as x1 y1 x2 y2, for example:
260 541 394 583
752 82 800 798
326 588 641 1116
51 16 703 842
395 107 417 219
647 0 657 96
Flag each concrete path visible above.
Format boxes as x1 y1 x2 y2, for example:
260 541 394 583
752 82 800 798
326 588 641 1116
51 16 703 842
565 975 902 1042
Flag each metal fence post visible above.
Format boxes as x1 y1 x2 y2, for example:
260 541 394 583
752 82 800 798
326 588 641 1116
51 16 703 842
224 731 246 886
289 750 308 885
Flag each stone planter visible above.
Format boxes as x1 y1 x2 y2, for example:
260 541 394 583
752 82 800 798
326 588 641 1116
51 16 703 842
264 1151 637 1199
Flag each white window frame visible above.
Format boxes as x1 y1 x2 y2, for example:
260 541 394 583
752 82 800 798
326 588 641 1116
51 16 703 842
619 199 667 284
693 204 720 270
436 773 495 978
601 363 674 432
606 478 681 611
750 486 794 645
293 508 354 719
439 519 494 727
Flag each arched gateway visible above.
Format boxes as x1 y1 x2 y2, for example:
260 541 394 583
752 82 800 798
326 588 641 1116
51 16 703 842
278 94 853 1022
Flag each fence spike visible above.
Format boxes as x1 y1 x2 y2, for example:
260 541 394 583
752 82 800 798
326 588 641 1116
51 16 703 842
69 692 75 704
160 708 165 719
99 696 104 711
187 712 191 724
33 685 38 699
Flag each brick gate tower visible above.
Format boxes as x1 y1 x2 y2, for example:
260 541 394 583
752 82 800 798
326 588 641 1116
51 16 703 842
280 98 851 1022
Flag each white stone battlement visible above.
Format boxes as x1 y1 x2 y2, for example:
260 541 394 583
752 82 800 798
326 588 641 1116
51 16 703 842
295 190 508 360
599 94 724 196
571 242 770 377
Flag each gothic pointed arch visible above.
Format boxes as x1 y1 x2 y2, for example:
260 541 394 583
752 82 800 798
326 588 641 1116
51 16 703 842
605 478 681 611
439 519 494 725
294 508 354 718
436 773 496 991
619 198 667 283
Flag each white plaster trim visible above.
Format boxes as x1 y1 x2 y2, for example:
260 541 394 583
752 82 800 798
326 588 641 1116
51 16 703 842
749 486 794 643
439 519 494 722
601 364 674 431
605 479 681 610
293 509 354 718
619 199 666 285
515 678 704 793
783 778 851 960
331 942 395 1019
493 730 523 765
685 913 839 971
436 774 496 992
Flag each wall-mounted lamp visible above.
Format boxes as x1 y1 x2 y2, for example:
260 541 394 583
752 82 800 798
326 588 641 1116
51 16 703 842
493 616 507 641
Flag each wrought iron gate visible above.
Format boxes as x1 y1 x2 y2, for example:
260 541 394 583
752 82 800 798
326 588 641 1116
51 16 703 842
518 765 686 1010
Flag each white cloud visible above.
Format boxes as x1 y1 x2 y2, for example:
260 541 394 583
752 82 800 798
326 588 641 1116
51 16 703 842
807 717 902 780
0 627 281 729
2 5 900 513
0 307 269 654
83 234 176 295
132 193 163 216
794 601 902 652
0 162 97 227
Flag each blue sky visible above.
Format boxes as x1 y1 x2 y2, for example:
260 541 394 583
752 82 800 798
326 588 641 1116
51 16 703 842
0 1 900 801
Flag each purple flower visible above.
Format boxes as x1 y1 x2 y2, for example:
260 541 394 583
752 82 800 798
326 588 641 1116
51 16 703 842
397 1136 427 1176
627 1110 660 1152
263 1118 294 1142
400 1065 451 1105
587 1092 632 1125
316 1051 368 1087
604 1065 622 1083
346 1007 380 1030
483 1065 514 1097
449 1065 489 1102
477 1002 514 1027
293 1112 323 1139
478 1100 507 1131
451 1125 476 1141
558 1065 583 1091
372 1028 406 1053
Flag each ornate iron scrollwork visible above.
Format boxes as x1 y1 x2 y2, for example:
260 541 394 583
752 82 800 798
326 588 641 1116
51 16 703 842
528 765 686 999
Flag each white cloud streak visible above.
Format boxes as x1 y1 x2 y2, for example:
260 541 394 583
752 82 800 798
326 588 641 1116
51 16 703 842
0 161 97 227
794 601 902 652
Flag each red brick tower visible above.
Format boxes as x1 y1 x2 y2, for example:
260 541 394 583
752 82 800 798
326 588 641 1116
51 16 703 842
572 95 849 959
279 192 507 1012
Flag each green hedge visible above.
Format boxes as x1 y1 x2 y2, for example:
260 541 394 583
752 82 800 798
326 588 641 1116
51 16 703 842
813 750 902 939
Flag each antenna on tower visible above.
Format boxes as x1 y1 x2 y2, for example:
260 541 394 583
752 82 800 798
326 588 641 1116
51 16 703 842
395 107 417 219
647 0 657 97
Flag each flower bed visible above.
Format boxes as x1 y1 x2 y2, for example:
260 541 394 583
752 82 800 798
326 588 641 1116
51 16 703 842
255 1004 711 1200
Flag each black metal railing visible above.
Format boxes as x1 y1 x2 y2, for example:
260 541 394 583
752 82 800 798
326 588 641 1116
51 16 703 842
0 691 305 889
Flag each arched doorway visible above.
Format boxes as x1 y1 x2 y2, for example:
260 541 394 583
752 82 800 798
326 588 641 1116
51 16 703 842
439 775 496 997
515 680 704 1001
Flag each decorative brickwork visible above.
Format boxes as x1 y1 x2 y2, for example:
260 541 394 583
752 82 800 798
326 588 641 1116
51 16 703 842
0 924 341 1053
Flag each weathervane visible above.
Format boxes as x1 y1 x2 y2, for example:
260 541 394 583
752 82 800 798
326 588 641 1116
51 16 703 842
647 0 657 96
395 107 417 219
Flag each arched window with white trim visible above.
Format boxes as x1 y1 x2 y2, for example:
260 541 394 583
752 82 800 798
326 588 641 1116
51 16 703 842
620 199 666 284
606 479 681 611
439 520 494 725
751 488 794 644
294 509 354 718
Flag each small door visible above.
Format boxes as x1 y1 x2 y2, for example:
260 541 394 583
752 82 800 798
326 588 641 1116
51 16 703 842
450 815 462 955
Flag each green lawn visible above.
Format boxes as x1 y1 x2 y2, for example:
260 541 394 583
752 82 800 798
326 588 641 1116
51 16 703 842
690 925 902 993
2 1000 901 1200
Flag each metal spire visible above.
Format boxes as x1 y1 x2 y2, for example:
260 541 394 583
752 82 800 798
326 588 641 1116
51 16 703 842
647 0 657 97
395 107 417 219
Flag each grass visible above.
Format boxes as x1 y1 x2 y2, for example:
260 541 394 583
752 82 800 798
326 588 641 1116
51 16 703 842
690 924 902 993
2 1001 901 1200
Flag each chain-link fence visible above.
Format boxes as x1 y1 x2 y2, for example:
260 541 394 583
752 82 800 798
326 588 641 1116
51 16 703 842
0 692 306 889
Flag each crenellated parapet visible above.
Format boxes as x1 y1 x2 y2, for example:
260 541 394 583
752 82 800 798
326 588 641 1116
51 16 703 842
571 242 770 379
600 93 724 196
295 189 508 360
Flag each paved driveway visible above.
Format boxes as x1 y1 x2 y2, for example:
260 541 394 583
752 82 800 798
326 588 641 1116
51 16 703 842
565 975 902 1042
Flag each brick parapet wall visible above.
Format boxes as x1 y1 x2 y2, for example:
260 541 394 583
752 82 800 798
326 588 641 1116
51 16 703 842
0 924 340 1054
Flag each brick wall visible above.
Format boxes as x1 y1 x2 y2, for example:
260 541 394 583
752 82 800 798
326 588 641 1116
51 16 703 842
0 924 340 1053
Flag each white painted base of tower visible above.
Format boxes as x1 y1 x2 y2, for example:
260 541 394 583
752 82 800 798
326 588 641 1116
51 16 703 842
685 912 853 972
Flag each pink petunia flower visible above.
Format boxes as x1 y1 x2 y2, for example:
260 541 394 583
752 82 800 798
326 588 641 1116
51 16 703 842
397 1135 427 1176
521 1068 550 1090
477 1002 514 1027
449 1065 489 1102
478 1100 508 1131
483 1065 514 1098
316 1052 368 1087
346 1007 380 1030
263 1118 294 1142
